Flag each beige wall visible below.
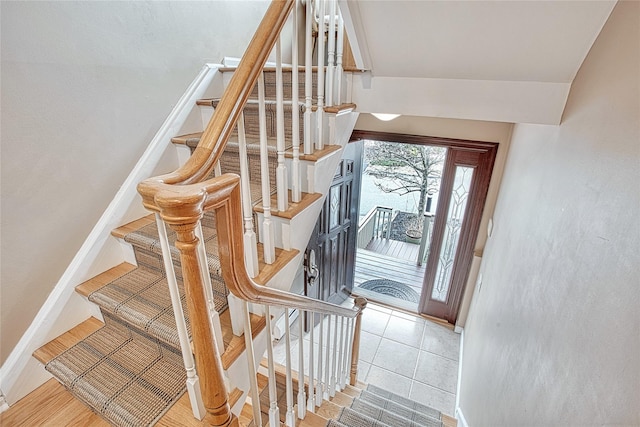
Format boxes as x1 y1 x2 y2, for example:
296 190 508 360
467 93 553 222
459 1 639 424
354 114 513 327
0 0 269 364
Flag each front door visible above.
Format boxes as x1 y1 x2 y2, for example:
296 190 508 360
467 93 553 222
305 141 363 305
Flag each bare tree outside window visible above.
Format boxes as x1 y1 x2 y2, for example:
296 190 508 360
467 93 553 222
365 141 446 216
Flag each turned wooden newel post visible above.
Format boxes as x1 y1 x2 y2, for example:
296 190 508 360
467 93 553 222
170 222 236 426
349 296 367 386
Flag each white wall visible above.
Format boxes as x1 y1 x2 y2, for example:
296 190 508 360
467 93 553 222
0 0 269 364
459 1 640 424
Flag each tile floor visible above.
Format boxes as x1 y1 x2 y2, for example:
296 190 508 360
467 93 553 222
271 300 461 416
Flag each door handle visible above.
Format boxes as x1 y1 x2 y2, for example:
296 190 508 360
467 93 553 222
305 249 319 287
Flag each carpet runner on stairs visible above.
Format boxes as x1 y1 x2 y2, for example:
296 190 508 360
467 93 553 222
40 66 333 426
326 384 443 427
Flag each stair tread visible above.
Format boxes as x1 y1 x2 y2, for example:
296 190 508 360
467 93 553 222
298 411 328 427
172 131 280 150
44 313 187 427
111 214 155 239
220 310 266 370
253 191 323 220
254 244 300 286
350 398 441 427
75 262 137 297
364 384 441 420
285 144 341 162
33 317 104 365
197 98 305 108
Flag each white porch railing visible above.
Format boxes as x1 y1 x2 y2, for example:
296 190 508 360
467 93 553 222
357 206 394 249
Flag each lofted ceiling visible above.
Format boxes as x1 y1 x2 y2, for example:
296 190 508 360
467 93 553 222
341 0 617 124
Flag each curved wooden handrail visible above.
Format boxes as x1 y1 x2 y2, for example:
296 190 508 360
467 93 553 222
154 172 365 319
138 0 294 213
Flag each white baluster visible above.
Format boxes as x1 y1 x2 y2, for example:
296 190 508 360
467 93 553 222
316 314 324 406
194 222 224 355
323 314 332 399
258 72 276 264
291 1 302 203
336 9 344 105
336 316 345 392
265 306 281 426
307 312 316 412
326 0 336 108
297 309 307 419
304 0 313 155
276 38 289 212
316 0 326 150
155 214 205 420
237 112 259 278
341 317 351 389
284 308 295 426
345 316 355 387
329 315 339 397
242 301 262 427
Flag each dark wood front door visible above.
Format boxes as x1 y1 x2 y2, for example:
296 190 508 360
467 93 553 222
305 141 363 305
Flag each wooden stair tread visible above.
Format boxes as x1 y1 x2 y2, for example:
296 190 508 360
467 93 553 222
196 98 305 107
339 384 362 398
442 414 458 427
253 191 323 220
310 103 357 115
254 244 299 286
219 65 321 73
75 262 137 297
32 317 104 365
315 399 342 420
220 309 266 370
32 306 264 373
285 144 341 162
171 132 203 145
298 411 328 427
239 373 270 427
111 214 155 239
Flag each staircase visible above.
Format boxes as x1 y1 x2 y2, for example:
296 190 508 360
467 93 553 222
2 1 460 426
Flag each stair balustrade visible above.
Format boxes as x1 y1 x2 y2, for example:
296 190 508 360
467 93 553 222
138 0 361 425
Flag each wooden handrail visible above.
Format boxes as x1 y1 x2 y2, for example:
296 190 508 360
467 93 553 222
138 0 294 213
153 173 364 319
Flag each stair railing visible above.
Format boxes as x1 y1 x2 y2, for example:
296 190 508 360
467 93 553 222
138 0 355 424
148 173 367 426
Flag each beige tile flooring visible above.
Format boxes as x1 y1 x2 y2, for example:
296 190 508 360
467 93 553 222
272 300 460 416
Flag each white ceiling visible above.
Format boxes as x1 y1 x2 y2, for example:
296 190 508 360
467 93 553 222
349 0 616 83
341 0 617 124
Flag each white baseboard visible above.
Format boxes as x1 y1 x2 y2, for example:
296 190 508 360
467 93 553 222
455 328 465 424
0 394 9 414
456 406 470 427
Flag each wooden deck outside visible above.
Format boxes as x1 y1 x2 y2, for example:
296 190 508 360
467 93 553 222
364 237 421 263
354 238 427 297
